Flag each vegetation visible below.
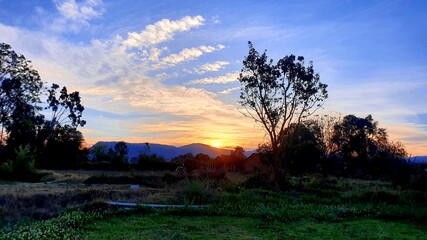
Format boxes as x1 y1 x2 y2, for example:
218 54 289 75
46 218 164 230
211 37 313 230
1 172 426 239
238 41 328 184
0 41 426 239
0 43 87 180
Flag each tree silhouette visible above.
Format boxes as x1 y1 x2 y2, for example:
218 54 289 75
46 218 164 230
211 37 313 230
0 43 43 145
238 41 328 184
46 83 86 128
331 114 407 177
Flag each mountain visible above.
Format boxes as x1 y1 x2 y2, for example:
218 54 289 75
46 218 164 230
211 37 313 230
92 142 234 161
407 156 427 163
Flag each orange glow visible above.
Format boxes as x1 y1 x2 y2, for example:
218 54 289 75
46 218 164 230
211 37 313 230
212 140 222 148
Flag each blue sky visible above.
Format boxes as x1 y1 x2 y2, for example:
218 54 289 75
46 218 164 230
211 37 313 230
0 0 426 155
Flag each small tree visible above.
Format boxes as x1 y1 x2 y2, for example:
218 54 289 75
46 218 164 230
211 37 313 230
45 83 86 128
230 146 246 171
238 42 328 185
114 141 128 159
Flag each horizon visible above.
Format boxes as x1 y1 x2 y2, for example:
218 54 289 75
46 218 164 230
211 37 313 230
1 1 426 155
86 140 254 151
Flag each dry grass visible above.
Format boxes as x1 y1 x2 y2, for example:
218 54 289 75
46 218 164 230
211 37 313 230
0 170 186 225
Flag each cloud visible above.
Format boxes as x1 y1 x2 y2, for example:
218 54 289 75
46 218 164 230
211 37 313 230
52 0 104 32
123 15 205 49
193 61 230 74
152 44 225 69
0 19 263 148
187 72 240 85
219 86 240 94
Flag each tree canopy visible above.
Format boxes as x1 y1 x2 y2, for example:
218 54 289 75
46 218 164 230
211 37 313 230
0 43 44 145
238 41 328 178
0 43 87 174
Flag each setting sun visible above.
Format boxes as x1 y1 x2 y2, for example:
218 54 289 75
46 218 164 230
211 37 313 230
212 141 222 148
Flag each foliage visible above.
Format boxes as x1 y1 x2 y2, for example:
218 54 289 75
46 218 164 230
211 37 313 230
114 141 128 159
330 114 408 178
137 153 170 170
0 145 43 182
0 43 87 175
38 126 87 169
0 211 102 240
281 121 325 174
45 83 86 128
0 43 44 144
177 180 214 204
238 41 328 184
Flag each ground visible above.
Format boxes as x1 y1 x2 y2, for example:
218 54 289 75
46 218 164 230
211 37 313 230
0 170 426 239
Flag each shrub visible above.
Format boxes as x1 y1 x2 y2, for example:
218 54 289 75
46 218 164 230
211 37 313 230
242 172 273 189
0 145 43 182
177 180 213 204
0 211 103 240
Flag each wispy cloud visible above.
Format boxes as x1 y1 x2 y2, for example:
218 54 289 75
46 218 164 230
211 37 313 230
123 15 205 49
52 0 104 32
192 61 230 74
187 72 240 85
219 86 240 94
0 17 261 148
152 45 225 69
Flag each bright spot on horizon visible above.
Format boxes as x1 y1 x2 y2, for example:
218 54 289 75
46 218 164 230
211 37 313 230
212 141 222 148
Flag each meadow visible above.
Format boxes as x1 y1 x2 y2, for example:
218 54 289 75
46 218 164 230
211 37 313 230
1 170 426 239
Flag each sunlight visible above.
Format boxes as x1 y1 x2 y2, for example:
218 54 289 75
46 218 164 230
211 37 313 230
212 140 222 148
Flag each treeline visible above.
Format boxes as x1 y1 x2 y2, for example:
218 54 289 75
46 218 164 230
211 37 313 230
88 142 246 174
0 43 88 181
257 114 426 190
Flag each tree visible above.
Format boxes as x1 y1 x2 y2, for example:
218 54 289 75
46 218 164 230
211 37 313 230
90 143 108 162
281 121 324 174
45 83 86 128
0 43 88 175
230 146 246 170
238 42 328 183
37 83 87 168
0 43 44 146
114 141 128 158
331 114 407 178
39 126 85 169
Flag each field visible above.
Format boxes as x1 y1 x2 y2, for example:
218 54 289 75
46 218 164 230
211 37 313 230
1 170 426 239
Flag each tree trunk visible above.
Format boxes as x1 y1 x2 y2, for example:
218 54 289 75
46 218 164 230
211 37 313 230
272 149 282 190
0 125 4 145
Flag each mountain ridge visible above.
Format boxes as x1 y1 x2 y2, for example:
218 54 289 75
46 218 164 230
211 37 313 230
92 141 248 161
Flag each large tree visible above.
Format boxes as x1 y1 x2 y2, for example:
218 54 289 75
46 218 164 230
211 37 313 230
238 42 328 181
331 114 407 177
0 43 44 145
0 43 87 170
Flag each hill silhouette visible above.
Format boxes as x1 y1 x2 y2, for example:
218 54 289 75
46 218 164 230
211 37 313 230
93 142 235 161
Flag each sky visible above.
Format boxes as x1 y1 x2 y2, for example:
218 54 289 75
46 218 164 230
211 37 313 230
0 0 426 155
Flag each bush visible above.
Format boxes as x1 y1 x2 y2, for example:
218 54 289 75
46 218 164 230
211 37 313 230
0 145 43 182
0 211 103 240
242 172 273 189
177 180 213 204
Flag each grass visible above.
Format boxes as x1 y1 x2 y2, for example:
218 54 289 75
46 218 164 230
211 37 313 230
80 213 427 240
1 170 427 239
3 208 425 240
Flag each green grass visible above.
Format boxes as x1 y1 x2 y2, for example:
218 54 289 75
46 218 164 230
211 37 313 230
1 172 427 239
80 213 427 240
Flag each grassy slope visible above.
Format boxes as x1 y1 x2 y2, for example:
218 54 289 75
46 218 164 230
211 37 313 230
81 214 426 240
